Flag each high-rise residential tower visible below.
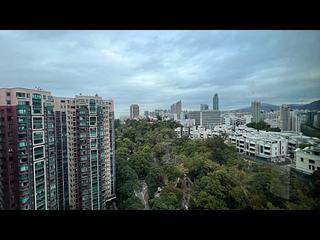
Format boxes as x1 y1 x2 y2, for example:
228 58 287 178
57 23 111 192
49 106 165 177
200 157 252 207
0 88 115 210
53 97 76 210
130 104 139 119
213 93 219 110
0 88 59 210
251 100 261 123
75 95 114 210
170 101 182 119
280 104 291 131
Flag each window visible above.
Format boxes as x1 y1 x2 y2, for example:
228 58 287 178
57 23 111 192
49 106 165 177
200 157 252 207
90 117 96 126
32 93 42 114
91 150 97 160
17 108 27 115
6 92 11 96
91 139 97 148
89 99 96 114
33 131 44 145
33 117 43 130
90 128 97 137
20 165 28 172
19 141 28 148
18 125 27 131
309 160 315 164
300 158 304 162
7 100 11 105
34 146 45 160
16 92 26 98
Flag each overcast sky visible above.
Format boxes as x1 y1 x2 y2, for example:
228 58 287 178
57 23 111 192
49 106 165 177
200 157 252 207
0 30 320 117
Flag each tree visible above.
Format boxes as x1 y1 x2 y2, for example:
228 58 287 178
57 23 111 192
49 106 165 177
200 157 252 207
129 153 151 180
145 166 165 199
150 186 183 210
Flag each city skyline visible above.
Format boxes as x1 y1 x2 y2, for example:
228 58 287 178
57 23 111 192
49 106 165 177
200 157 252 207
0 30 320 117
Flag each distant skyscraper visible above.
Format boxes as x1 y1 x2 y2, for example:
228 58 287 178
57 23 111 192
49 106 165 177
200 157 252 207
251 101 261 123
280 104 291 131
130 104 139 119
213 93 219 110
144 110 149 118
200 104 209 111
170 100 182 119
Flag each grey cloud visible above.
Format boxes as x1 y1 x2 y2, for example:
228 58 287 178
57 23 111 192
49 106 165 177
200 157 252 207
0 30 320 117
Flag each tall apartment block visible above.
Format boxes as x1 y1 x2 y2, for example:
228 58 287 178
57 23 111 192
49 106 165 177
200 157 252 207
251 100 261 123
280 104 291 131
213 93 219 110
170 100 182 120
0 88 58 210
53 97 76 210
0 88 115 210
130 104 139 119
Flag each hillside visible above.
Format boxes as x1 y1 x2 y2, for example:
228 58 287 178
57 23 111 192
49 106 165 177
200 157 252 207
114 118 319 210
233 103 279 113
290 100 320 111
232 100 320 112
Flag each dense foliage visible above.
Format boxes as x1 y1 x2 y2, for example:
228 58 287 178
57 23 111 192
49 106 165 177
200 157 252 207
115 119 320 210
247 121 281 132
301 124 320 138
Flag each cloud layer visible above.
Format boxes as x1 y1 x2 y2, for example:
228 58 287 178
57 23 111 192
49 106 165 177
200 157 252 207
0 30 319 117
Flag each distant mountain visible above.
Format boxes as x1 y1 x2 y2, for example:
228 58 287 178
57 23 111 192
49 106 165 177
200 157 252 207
289 100 320 111
232 103 280 113
231 100 320 113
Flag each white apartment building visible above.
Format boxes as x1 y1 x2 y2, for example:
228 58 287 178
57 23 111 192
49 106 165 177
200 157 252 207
294 145 320 175
229 130 288 162
228 126 320 162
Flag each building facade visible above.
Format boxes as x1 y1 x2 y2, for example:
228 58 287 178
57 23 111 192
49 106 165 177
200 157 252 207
200 110 221 129
187 111 201 126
